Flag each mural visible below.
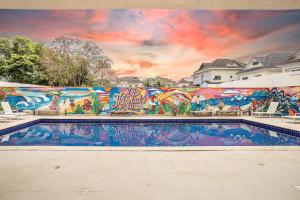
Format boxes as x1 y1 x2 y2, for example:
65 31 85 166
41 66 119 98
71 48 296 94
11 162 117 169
0 87 111 115
0 87 299 116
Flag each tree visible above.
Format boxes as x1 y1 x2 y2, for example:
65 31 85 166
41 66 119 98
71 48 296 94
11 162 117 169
46 37 115 86
41 48 69 86
0 36 49 85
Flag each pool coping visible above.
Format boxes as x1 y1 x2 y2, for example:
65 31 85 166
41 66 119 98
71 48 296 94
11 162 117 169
0 115 299 151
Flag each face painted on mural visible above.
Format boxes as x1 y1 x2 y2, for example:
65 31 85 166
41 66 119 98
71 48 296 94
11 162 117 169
49 95 60 110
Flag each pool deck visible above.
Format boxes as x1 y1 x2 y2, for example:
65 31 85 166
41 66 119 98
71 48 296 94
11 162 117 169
0 115 300 200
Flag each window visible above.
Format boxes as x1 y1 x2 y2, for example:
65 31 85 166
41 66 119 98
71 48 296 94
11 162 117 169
254 75 262 77
242 77 248 80
252 61 259 66
214 75 221 80
201 74 204 82
230 75 233 78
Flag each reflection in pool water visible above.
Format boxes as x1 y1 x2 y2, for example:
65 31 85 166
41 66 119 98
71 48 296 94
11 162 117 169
0 123 299 146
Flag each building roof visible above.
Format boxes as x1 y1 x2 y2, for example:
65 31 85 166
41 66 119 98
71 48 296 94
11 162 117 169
283 49 300 65
238 53 291 74
193 59 245 75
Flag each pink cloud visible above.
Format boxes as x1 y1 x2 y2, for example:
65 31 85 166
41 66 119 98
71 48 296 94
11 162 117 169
116 69 137 76
125 59 157 69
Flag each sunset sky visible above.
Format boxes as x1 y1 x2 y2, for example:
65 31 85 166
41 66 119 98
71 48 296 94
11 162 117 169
0 9 300 80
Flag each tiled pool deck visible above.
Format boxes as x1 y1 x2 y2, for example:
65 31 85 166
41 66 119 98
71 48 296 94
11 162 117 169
0 116 299 200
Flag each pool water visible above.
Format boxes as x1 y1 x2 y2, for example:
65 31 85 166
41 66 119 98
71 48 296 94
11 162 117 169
0 123 299 146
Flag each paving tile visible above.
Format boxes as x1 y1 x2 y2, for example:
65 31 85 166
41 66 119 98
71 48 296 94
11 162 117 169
85 172 119 191
226 190 300 200
98 151 125 160
154 190 231 200
115 173 152 191
0 192 46 200
0 168 37 192
171 159 216 173
86 191 154 200
150 172 186 191
120 160 148 173
89 159 121 173
179 172 222 190
48 173 88 192
42 191 85 200
243 172 300 191
0 191 86 200
144 152 170 161
166 152 198 161
121 152 145 160
146 160 176 173
210 172 258 190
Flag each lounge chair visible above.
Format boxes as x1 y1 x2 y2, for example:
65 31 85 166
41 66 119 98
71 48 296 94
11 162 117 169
217 110 240 116
252 102 279 117
0 116 6 122
190 110 213 117
0 102 28 119
282 113 300 123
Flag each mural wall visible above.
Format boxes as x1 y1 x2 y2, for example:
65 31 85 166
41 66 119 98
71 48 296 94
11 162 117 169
0 87 299 116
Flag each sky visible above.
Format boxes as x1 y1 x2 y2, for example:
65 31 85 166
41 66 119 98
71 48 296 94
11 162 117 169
0 9 300 80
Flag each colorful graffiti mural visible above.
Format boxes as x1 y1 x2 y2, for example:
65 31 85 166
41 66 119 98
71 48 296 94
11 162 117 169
0 87 299 115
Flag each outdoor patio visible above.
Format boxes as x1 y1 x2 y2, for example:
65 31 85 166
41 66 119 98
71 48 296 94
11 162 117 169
0 149 299 200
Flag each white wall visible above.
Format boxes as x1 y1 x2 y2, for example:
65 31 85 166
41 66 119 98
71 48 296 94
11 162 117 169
193 69 241 85
239 68 281 80
278 62 300 73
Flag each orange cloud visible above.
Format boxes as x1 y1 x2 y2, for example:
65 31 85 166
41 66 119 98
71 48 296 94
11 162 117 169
125 59 157 69
116 69 136 76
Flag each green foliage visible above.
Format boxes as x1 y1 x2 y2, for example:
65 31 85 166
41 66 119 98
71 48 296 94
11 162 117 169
0 36 49 85
0 35 114 87
143 80 150 87
156 80 161 87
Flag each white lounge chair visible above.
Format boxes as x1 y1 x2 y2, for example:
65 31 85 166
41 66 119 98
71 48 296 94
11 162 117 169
282 113 300 123
0 102 28 119
252 102 279 117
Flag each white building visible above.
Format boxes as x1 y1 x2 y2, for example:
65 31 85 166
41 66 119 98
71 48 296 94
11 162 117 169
117 76 143 87
177 77 193 88
277 49 300 73
192 59 245 85
238 53 291 80
218 72 300 88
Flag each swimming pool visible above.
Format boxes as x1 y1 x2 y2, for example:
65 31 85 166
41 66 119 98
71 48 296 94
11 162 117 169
0 119 299 146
